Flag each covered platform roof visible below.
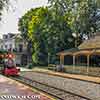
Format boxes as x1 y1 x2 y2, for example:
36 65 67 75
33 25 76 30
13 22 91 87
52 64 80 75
57 33 100 56
57 48 100 56
57 48 79 55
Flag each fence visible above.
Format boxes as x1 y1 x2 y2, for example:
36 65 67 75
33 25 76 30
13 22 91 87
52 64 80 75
64 65 100 76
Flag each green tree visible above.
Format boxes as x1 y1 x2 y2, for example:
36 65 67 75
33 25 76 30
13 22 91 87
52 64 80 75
18 0 100 65
19 7 49 65
18 6 74 65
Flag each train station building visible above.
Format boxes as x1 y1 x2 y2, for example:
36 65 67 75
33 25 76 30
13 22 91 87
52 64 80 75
57 33 100 75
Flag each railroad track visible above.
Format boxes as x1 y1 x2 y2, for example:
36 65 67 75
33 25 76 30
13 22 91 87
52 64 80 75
9 75 91 100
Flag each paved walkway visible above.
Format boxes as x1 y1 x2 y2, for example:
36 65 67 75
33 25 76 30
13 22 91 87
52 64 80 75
0 75 54 100
19 67 32 71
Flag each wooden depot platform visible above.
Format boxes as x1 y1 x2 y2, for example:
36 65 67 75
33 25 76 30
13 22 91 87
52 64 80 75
32 68 100 84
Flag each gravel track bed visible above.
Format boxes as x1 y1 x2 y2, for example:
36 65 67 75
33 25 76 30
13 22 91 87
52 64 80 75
12 76 88 100
20 72 100 100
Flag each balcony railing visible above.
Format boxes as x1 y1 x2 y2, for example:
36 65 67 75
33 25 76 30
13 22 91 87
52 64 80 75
7 48 26 53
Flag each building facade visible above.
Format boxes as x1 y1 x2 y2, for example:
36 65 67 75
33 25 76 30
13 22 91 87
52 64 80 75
0 33 32 66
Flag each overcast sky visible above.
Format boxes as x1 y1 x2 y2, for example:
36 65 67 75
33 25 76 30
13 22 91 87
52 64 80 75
0 0 48 37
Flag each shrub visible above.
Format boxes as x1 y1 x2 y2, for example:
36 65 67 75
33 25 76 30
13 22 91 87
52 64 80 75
28 63 33 69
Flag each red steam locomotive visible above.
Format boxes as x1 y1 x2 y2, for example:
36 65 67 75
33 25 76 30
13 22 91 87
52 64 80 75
0 51 20 76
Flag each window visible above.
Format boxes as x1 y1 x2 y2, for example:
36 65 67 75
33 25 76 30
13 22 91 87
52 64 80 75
9 44 12 51
19 44 23 52
1 45 3 49
9 44 12 49
5 45 7 49
3 35 8 39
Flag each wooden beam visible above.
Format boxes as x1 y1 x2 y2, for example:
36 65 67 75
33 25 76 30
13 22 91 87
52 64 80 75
73 55 75 72
60 55 64 64
87 55 90 73
73 55 75 65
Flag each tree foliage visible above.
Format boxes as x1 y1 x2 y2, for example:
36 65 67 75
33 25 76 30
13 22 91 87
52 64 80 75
18 0 100 65
18 7 74 65
19 8 48 65
49 0 100 36
0 0 9 20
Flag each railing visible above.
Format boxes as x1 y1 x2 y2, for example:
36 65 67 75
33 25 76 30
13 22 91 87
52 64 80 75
64 65 100 76
48 64 100 76
11 49 27 54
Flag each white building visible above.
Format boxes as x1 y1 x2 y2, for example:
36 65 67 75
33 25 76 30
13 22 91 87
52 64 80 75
0 33 32 66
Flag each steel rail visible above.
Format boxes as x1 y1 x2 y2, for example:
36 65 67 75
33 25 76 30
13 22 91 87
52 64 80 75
9 75 91 100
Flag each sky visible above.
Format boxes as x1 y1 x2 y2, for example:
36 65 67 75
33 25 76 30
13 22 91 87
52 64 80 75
0 0 48 38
